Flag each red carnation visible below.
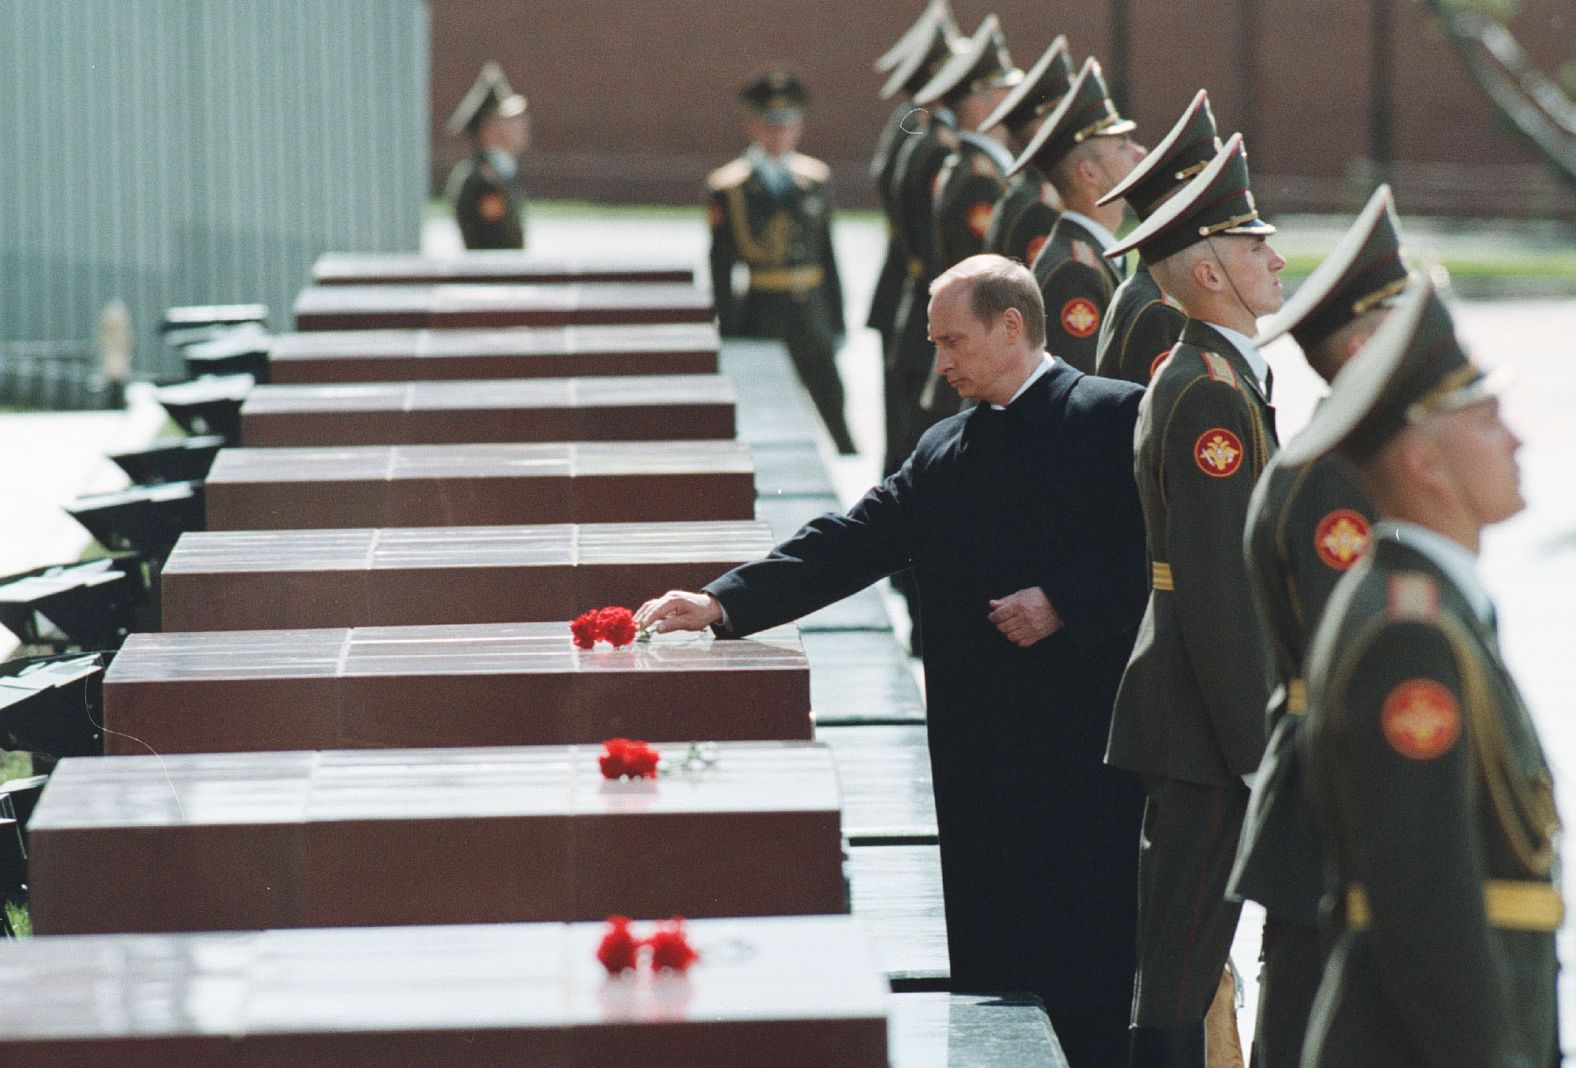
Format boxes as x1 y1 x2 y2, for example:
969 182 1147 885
570 609 600 649
599 738 659 780
646 917 700 973
596 915 641 976
597 606 638 647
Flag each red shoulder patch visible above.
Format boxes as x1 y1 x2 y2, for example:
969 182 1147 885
477 193 508 223
1381 679 1461 760
1314 509 1372 571
1025 234 1047 266
1148 348 1174 381
967 203 994 239
1201 352 1238 386
1061 297 1100 339
1195 428 1244 477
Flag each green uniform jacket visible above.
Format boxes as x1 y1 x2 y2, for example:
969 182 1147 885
1094 261 1186 386
1301 534 1561 1068
1107 318 1278 784
705 151 844 346
1030 215 1122 374
446 150 525 250
983 170 1058 267
868 101 916 342
1229 450 1378 923
932 134 1009 273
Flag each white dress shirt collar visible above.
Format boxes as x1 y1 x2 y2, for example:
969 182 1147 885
1375 520 1496 626
990 354 1055 410
1212 323 1272 398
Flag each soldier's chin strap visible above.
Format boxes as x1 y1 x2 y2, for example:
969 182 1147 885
1205 234 1263 329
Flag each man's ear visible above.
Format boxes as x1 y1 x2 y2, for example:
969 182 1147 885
1000 306 1023 341
1193 254 1223 294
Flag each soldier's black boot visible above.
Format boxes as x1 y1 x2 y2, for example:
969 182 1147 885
1129 1022 1206 1068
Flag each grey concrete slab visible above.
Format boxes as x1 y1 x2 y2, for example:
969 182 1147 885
817 724 937 843
847 843 947 983
888 993 1068 1068
804 631 924 725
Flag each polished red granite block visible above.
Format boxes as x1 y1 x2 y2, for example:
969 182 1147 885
159 520 772 632
0 918 888 1066
29 743 845 934
239 375 736 446
293 283 713 330
101 623 811 754
312 250 695 286
204 442 756 529
268 323 719 383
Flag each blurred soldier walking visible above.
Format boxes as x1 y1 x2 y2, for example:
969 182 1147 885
445 61 530 250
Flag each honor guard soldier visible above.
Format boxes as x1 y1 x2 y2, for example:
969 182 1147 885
444 61 530 250
707 68 857 454
1227 185 1411 1068
868 1 960 357
978 36 1075 264
882 15 1020 472
1287 279 1561 1068
1093 90 1220 385
1102 133 1285 1068
1009 58 1145 373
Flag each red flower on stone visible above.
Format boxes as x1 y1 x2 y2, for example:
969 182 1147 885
646 917 700 973
599 738 660 780
570 609 600 649
596 915 641 975
596 606 639 648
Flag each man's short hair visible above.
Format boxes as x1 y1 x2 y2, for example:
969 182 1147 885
931 254 1047 350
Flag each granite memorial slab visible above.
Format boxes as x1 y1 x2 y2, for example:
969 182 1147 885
0 916 888 1066
204 442 756 529
268 323 719 384
102 623 811 754
816 725 937 843
239 375 736 446
888 993 1067 1068
802 632 925 725
312 250 695 286
293 283 713 330
160 520 774 632
848 844 948 984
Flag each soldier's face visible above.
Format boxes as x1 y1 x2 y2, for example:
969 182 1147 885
1213 235 1286 318
1434 397 1526 527
929 283 1020 404
748 116 803 157
1090 134 1147 193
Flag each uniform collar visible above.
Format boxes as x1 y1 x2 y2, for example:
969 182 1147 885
747 142 796 195
1375 520 1495 626
959 129 1015 173
989 354 1054 409
1212 323 1272 399
1056 210 1118 253
483 147 517 182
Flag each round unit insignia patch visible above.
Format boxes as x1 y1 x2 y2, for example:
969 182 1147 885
1149 348 1174 381
1061 297 1100 338
1025 235 1047 266
477 193 508 222
1194 428 1244 477
1380 679 1461 760
1314 509 1373 571
967 203 994 239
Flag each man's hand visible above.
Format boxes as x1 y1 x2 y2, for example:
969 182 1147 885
988 587 1063 647
634 590 724 634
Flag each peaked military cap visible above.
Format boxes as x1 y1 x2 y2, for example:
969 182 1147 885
446 61 528 137
880 4 963 100
1281 278 1508 465
1253 184 1411 360
1105 132 1274 264
1098 89 1220 219
1007 56 1134 176
980 36 1075 136
740 67 809 123
911 15 1022 108
876 0 957 73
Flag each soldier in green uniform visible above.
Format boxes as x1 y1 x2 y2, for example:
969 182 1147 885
1093 90 1220 385
1285 278 1561 1068
1226 185 1412 1068
868 1 960 357
1009 58 1145 373
444 61 529 250
707 69 856 454
978 36 1074 265
1102 132 1285 1068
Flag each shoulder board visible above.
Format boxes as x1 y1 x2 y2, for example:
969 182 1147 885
705 157 752 192
787 153 830 183
1201 351 1238 387
1387 572 1441 622
1069 239 1101 270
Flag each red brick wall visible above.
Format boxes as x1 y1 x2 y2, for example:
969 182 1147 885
429 0 1575 217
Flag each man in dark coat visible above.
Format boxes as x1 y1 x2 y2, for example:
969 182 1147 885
444 61 529 250
707 68 856 454
637 254 1149 1068
1287 278 1560 1068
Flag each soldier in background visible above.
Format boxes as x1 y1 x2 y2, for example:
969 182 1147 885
979 36 1074 265
1093 90 1220 385
1102 133 1284 1068
868 1 959 357
1229 185 1411 1068
1288 278 1561 1068
1009 58 1145 372
444 61 530 250
707 69 856 454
